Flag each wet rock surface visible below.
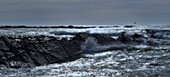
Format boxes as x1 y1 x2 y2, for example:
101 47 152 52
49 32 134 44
0 35 83 68
0 33 121 68
0 33 115 68
0 30 170 68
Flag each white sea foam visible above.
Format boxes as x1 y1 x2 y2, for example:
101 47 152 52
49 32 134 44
81 37 129 54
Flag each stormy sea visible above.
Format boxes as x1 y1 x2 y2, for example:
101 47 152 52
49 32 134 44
0 25 170 77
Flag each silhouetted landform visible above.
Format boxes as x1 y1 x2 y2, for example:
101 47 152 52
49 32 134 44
0 29 170 68
0 25 95 29
98 25 119 28
145 29 170 34
124 25 134 28
0 33 116 68
50 31 79 35
0 25 136 29
50 31 121 36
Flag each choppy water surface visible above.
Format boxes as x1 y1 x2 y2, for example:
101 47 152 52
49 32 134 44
0 49 170 77
0 25 170 77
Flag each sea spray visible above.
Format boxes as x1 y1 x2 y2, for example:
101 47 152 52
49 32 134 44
81 37 129 54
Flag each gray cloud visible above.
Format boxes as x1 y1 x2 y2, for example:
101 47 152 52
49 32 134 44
0 0 170 25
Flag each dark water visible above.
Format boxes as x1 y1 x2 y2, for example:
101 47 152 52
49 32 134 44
0 25 170 77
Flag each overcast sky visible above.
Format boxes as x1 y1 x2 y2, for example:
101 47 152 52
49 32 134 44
0 0 170 25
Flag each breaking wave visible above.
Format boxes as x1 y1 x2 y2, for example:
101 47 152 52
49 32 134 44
81 37 129 54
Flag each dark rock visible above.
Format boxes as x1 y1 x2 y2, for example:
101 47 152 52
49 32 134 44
29 52 49 65
0 51 4 57
150 34 157 38
92 34 116 45
0 32 164 68
0 51 7 61
0 34 85 68
68 25 74 28
72 33 115 45
113 26 119 27
9 61 29 68
0 39 10 51
132 33 143 38
147 40 158 45
4 52 15 59
20 53 36 67
149 29 169 33
42 42 70 60
117 32 132 43
124 25 134 28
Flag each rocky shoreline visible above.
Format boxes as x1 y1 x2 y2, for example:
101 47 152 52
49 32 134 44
0 33 116 68
0 28 170 68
